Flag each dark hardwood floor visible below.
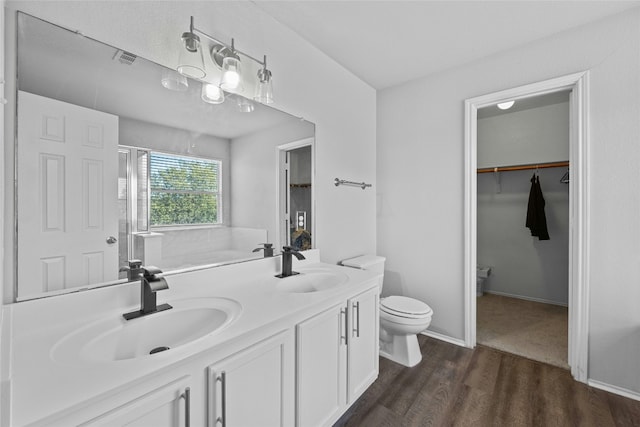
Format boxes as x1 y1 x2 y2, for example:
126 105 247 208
334 335 640 427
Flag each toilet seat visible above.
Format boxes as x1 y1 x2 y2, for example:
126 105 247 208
380 309 432 327
380 296 432 319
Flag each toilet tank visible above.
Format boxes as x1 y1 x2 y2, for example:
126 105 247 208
342 255 386 273
342 255 386 291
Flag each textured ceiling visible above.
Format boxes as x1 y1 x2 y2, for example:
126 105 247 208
255 1 640 89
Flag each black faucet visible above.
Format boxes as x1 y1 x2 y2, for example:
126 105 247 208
120 259 144 282
276 246 306 278
253 243 274 257
123 266 173 320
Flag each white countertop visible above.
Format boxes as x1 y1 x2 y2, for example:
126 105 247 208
5 250 379 426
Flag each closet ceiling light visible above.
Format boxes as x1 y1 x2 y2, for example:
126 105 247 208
497 100 515 110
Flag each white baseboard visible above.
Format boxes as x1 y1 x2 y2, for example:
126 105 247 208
588 379 640 401
421 330 468 348
483 290 568 307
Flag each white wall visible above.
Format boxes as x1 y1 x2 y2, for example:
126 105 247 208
377 8 640 393
477 100 570 168
2 1 377 303
478 168 569 305
230 120 313 243
0 2 6 423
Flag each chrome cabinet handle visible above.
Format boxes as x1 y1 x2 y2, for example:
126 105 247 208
340 308 347 345
180 387 191 427
352 301 360 338
216 372 227 427
106 236 117 244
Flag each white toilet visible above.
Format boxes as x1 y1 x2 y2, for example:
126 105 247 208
476 266 492 296
342 255 433 368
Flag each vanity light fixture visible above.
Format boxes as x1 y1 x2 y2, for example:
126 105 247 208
177 16 274 104
255 55 274 104
220 40 242 91
161 69 189 92
201 82 225 104
237 96 255 113
177 17 206 79
497 100 515 110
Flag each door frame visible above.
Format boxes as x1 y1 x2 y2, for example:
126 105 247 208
463 72 590 382
275 138 315 252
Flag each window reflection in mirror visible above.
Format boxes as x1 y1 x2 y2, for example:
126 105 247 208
15 12 315 300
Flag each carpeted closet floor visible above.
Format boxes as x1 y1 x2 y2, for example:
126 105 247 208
477 293 568 369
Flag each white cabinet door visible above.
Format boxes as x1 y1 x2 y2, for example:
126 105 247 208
80 376 194 427
296 286 380 426
208 330 294 427
347 287 379 403
17 90 119 299
296 303 347 427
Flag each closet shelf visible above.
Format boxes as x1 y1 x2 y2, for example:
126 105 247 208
477 161 569 174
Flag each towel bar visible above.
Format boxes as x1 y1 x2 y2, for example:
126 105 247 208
334 178 372 190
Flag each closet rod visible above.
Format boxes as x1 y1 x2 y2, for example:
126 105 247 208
477 161 569 174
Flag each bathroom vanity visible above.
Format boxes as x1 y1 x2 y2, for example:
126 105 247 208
3 250 379 426
3 12 378 426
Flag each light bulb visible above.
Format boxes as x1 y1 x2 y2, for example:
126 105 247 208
221 56 242 91
201 83 225 104
497 100 515 110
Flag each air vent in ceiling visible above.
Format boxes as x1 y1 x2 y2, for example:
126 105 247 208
113 49 137 65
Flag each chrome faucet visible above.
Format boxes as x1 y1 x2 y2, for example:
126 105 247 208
276 246 306 278
123 266 172 320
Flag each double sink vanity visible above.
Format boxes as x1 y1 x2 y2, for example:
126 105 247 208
4 11 378 427
5 250 380 426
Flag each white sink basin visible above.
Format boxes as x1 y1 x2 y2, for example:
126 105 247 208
276 268 349 293
51 297 241 363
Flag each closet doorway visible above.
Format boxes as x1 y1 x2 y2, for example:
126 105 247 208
475 90 571 369
464 73 590 383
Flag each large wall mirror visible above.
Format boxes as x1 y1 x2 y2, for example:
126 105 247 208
15 12 315 301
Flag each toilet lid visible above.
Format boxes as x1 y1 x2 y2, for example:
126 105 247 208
380 296 432 317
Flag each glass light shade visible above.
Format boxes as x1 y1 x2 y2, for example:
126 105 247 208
220 56 242 91
177 33 206 79
254 70 273 104
201 83 225 104
161 69 188 92
237 97 255 113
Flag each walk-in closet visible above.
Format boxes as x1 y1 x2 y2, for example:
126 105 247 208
476 90 571 368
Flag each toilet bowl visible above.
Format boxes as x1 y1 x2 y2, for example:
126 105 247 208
379 295 432 367
341 255 434 368
476 266 491 297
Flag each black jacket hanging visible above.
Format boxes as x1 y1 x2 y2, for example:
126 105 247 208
526 173 550 240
